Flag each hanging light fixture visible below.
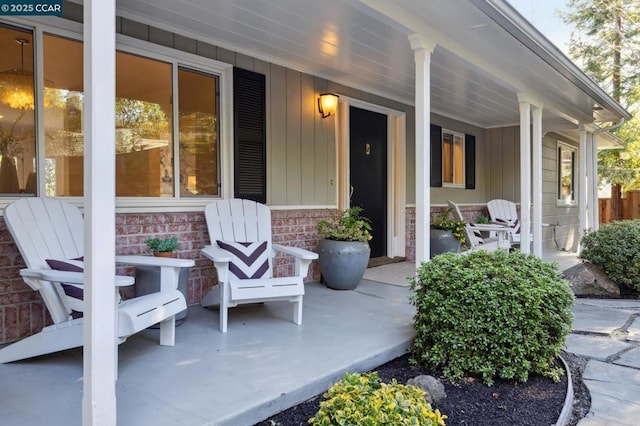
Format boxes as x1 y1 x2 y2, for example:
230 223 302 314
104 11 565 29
0 38 36 110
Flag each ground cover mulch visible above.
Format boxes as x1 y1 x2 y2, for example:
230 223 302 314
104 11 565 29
256 351 590 426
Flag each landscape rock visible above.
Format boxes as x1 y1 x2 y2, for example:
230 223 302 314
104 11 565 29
563 262 620 297
407 375 446 404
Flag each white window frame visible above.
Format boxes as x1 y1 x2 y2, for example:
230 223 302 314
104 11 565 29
557 141 577 206
442 128 465 188
0 16 234 213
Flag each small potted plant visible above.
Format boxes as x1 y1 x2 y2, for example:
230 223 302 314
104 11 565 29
475 214 490 224
316 207 372 290
430 208 466 257
144 237 179 257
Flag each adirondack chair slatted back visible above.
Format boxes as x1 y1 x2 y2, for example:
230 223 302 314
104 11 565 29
487 199 520 232
5 198 84 323
205 199 274 276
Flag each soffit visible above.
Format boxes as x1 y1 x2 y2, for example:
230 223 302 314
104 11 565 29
114 0 623 129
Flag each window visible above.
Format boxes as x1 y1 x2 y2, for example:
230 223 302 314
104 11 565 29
179 68 219 196
442 129 465 186
43 33 84 196
557 142 576 204
2 24 226 200
430 124 475 189
0 25 36 195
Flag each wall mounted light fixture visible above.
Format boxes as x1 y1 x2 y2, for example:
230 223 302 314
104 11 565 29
318 93 339 118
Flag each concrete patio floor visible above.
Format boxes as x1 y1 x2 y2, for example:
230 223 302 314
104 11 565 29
0 249 579 426
0 280 415 426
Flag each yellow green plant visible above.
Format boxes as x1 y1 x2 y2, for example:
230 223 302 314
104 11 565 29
308 371 447 426
317 207 373 242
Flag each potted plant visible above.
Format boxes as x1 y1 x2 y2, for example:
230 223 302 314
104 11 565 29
475 214 490 224
430 208 466 257
316 207 372 290
475 214 490 238
144 237 179 257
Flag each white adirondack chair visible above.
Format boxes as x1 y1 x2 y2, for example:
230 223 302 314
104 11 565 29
447 200 510 252
201 199 318 332
1 197 194 363
486 199 529 245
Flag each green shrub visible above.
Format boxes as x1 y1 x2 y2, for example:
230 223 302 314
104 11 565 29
308 371 446 426
410 250 574 386
580 220 640 292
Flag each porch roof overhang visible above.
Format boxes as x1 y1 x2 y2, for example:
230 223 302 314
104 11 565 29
114 0 631 131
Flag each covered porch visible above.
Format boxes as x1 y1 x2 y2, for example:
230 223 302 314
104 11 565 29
0 0 629 423
0 250 578 426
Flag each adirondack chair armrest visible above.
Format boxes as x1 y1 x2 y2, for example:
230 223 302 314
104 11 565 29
200 245 233 263
272 244 319 260
469 223 508 232
20 268 135 287
273 244 318 278
490 220 515 228
201 245 232 283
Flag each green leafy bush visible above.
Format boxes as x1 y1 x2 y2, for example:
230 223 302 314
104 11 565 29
317 207 373 242
308 371 446 426
410 250 574 386
580 220 640 291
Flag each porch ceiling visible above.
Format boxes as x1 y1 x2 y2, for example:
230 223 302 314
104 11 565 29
116 0 628 130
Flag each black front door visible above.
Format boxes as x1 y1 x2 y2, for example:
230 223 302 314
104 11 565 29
349 106 387 259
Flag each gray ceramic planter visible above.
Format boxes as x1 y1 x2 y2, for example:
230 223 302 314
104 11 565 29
430 229 461 258
317 239 371 290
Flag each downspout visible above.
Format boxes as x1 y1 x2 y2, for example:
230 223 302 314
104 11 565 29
590 117 626 233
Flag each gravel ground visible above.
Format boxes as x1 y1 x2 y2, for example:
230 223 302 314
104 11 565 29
256 351 590 426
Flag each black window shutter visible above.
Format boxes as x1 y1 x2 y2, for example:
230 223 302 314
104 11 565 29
430 124 442 187
465 134 476 189
557 147 562 199
234 68 266 203
570 151 576 201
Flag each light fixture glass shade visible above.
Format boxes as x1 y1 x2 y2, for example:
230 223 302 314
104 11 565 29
0 70 35 110
318 93 339 118
0 37 36 110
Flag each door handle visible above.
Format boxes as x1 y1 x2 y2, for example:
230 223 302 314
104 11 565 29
350 185 354 199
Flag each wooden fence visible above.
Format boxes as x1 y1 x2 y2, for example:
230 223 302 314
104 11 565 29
599 189 640 224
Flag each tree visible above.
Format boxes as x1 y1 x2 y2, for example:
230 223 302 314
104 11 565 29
562 0 640 191
563 0 640 105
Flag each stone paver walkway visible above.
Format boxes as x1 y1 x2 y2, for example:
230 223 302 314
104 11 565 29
565 299 640 426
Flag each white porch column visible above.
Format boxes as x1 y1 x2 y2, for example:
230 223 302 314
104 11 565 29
531 106 543 257
585 128 593 230
591 134 600 231
518 98 531 254
409 35 435 265
83 0 117 424
578 127 588 247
